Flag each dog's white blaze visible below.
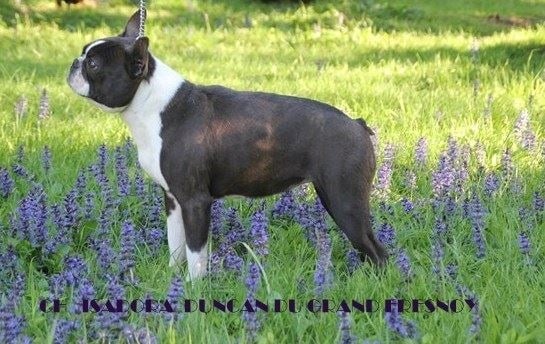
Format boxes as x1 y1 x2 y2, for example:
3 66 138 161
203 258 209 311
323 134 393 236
166 192 187 266
83 40 106 58
121 58 184 190
187 245 208 281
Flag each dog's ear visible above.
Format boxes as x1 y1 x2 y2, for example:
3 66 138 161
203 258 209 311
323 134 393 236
129 36 150 78
120 9 146 38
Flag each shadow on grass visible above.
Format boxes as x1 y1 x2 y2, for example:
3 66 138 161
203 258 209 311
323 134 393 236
345 41 545 75
3 0 545 36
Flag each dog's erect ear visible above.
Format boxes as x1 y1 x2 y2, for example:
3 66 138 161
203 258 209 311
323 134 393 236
120 9 146 38
129 36 149 78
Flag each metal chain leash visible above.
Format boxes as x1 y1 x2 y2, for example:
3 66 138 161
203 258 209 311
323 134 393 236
138 0 146 38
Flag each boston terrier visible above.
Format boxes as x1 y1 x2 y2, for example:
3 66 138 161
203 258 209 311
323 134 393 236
67 10 388 280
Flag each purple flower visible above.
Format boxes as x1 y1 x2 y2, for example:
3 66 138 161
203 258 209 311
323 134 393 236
84 192 94 219
415 137 428 166
224 249 244 271
97 144 108 172
483 173 499 197
400 198 414 213
243 263 261 342
115 147 130 197
12 163 30 179
468 297 482 336
384 300 419 339
90 163 115 210
518 231 531 260
93 275 126 337
120 221 137 282
533 192 544 214
0 306 26 343
346 249 361 274
164 276 184 322
96 239 116 271
501 149 514 176
133 166 146 199
377 223 396 248
0 168 14 198
52 319 79 344
225 208 246 244
145 228 164 253
62 255 88 287
432 154 455 198
62 188 79 229
466 195 486 259
395 248 412 280
433 217 448 236
272 191 297 218
74 171 86 197
431 239 444 276
210 199 225 237
314 226 333 296
42 146 52 173
147 194 163 230
70 278 96 314
49 273 66 299
250 209 269 257
338 311 355 344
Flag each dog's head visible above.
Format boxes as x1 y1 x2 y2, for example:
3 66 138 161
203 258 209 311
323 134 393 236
67 10 153 112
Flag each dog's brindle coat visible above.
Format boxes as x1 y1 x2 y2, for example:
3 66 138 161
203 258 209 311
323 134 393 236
68 11 387 280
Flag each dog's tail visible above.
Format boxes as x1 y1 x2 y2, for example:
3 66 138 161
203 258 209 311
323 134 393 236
355 118 375 135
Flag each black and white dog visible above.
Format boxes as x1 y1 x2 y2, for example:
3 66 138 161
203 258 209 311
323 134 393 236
68 11 387 280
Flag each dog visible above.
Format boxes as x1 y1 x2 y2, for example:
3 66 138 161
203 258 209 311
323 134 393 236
67 10 388 280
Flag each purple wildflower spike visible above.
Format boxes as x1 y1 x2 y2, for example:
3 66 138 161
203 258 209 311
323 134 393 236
314 226 333 296
500 149 514 176
0 168 14 198
133 166 146 198
346 249 361 274
414 137 428 166
210 199 225 237
483 173 499 197
400 198 414 213
384 300 419 339
466 195 486 259
533 192 544 214
225 208 246 244
272 191 296 218
243 263 261 342
42 146 52 173
338 311 355 344
62 255 88 287
395 248 412 280
120 221 137 282
49 273 66 299
52 319 79 344
164 276 184 322
468 297 482 337
70 278 96 314
224 249 244 272
377 223 396 248
115 147 130 197
250 209 269 257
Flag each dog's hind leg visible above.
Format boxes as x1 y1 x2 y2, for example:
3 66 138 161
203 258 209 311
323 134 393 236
313 170 388 267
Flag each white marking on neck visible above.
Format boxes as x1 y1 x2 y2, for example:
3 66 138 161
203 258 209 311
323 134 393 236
121 57 185 191
187 244 208 281
166 192 187 266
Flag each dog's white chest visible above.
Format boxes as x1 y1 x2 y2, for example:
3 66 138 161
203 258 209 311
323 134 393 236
121 58 185 192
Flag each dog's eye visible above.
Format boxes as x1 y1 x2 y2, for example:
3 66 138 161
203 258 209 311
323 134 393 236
87 59 99 71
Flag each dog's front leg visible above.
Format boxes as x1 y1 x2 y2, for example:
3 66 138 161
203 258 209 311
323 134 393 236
164 190 187 266
180 193 213 280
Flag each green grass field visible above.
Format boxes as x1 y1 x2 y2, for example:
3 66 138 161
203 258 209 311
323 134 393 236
1 0 545 343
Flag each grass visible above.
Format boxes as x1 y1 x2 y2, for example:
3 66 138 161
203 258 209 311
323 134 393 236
1 0 545 343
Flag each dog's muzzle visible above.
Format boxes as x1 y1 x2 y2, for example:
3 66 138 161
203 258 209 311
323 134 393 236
67 58 90 97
